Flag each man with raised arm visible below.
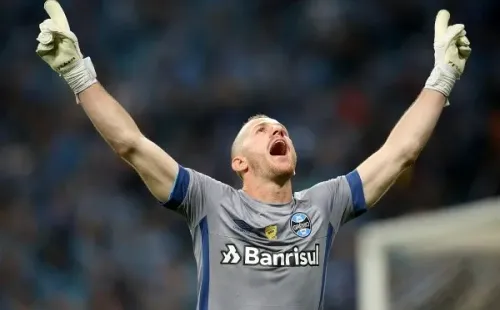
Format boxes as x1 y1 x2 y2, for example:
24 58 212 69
36 2 470 309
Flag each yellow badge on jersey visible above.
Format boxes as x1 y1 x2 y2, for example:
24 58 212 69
265 225 278 240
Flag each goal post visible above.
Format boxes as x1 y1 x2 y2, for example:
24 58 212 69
356 197 500 310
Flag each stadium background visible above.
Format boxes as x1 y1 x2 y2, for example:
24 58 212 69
1 0 499 309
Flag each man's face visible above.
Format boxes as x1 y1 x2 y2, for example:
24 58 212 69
235 118 297 181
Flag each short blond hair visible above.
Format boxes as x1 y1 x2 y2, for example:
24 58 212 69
231 114 270 159
231 114 270 179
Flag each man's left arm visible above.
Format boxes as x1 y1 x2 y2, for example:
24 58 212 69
357 90 445 207
356 10 471 208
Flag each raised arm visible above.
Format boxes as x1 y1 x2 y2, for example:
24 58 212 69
357 10 471 207
36 1 178 202
78 84 178 202
357 90 445 207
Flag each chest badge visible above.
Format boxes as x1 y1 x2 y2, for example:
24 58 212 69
290 212 312 238
264 225 278 240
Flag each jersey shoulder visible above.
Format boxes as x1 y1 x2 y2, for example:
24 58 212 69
166 167 238 228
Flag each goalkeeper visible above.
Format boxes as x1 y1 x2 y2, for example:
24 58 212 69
36 2 470 309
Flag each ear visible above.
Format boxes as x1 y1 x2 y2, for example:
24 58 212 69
231 155 248 176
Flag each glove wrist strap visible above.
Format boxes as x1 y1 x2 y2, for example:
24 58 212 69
424 64 459 105
62 57 97 96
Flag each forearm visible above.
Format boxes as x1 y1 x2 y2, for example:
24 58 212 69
383 89 446 164
78 83 142 156
352 10 470 208
36 1 183 202
77 82 180 201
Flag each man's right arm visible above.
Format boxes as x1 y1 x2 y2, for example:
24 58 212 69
78 83 178 203
36 0 230 224
35 1 179 203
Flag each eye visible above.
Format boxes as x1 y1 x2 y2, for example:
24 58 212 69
256 127 266 133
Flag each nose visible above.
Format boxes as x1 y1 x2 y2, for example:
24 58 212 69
272 126 285 137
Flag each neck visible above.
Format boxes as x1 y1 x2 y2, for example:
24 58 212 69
242 176 293 204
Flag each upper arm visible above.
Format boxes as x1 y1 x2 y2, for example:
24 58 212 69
297 172 367 230
356 145 409 208
123 136 179 203
123 136 229 227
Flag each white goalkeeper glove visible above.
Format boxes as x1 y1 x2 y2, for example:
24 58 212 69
36 0 97 96
425 10 472 105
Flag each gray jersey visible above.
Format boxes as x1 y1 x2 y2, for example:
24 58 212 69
163 166 367 310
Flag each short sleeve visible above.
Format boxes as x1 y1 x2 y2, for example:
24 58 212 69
161 166 229 228
296 170 367 231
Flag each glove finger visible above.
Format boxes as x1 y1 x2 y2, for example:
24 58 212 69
458 46 471 58
44 0 71 32
39 19 60 33
36 43 53 52
446 24 465 42
39 19 50 31
37 31 54 45
36 43 54 56
457 35 470 46
434 10 450 39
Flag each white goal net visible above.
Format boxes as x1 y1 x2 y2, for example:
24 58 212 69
356 197 500 310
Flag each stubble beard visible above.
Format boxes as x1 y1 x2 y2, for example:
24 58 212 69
249 155 294 184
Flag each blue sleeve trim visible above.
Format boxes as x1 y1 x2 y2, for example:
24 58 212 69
198 217 210 310
162 166 190 210
318 224 334 309
346 170 367 216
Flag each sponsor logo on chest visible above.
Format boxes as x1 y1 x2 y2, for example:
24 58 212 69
220 244 320 267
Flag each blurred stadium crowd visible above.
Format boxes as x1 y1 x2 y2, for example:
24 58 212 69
0 0 499 309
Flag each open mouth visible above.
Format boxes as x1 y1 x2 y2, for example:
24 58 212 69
269 140 288 156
